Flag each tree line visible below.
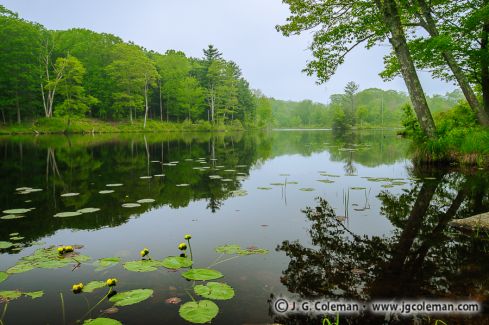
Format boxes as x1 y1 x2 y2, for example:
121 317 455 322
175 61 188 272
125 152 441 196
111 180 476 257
278 0 489 138
271 84 462 129
0 5 272 128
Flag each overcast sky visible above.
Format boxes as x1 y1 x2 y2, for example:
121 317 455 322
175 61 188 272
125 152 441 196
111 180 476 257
2 0 456 104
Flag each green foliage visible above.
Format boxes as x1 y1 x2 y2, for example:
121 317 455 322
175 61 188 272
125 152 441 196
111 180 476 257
161 256 193 269
0 7 257 127
108 289 153 307
194 282 235 300
0 271 8 284
83 281 107 293
83 318 122 325
178 300 219 324
181 268 224 281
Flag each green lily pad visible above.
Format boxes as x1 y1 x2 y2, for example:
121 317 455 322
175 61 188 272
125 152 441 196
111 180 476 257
0 290 22 301
123 260 162 272
279 173 290 176
106 184 123 187
381 184 394 188
84 318 122 325
94 257 120 271
121 203 141 208
109 289 153 307
136 199 155 204
181 268 223 281
99 190 115 194
299 188 315 191
286 181 299 184
139 176 152 179
238 248 269 255
0 272 7 284
61 193 80 197
1 214 26 220
176 184 189 187
7 246 90 273
257 187 272 190
179 300 219 324
154 174 165 177
7 261 35 274
24 291 44 299
161 256 193 270
317 179 334 184
84 281 107 293
77 208 101 214
350 187 366 190
10 236 24 241
2 208 31 214
270 183 284 186
230 189 248 197
215 244 242 254
0 241 14 249
9 233 19 236
194 282 235 300
54 211 83 218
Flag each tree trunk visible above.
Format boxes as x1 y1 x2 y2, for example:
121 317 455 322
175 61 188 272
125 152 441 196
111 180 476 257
144 81 149 129
16 94 21 124
481 4 489 116
159 79 163 121
376 0 436 138
416 0 489 126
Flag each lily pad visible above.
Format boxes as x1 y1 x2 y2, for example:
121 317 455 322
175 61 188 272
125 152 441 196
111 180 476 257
0 241 14 249
10 236 24 241
0 290 22 301
286 181 299 184
215 244 242 254
176 184 190 187
299 188 315 191
84 318 122 325
1 214 26 220
2 208 31 214
84 281 107 293
181 268 223 281
123 260 162 272
24 291 44 299
257 187 272 190
161 256 193 270
121 203 141 208
0 271 7 284
106 184 123 187
109 289 153 307
54 211 83 218
154 174 165 177
179 300 219 324
194 282 235 300
9 233 19 236
230 189 248 197
99 190 115 194
77 208 101 214
350 187 366 190
270 183 284 186
7 261 35 274
317 179 334 184
139 176 152 179
136 199 155 204
94 257 120 271
61 193 80 197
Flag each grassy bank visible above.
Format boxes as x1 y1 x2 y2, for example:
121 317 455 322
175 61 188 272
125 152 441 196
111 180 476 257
0 117 245 135
403 103 489 167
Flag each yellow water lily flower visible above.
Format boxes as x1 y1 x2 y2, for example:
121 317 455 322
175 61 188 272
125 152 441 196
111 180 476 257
65 246 74 252
184 234 192 240
178 243 187 251
140 248 149 257
72 282 84 293
106 278 117 287
58 247 65 254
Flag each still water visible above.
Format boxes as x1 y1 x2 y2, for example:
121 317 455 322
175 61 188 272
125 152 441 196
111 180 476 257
0 130 488 324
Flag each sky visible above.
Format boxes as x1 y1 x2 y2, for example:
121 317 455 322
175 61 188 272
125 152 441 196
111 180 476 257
1 0 456 104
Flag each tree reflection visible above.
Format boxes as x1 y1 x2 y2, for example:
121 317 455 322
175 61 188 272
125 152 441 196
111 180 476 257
274 171 489 324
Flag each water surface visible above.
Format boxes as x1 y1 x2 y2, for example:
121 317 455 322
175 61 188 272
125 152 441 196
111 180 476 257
0 130 488 324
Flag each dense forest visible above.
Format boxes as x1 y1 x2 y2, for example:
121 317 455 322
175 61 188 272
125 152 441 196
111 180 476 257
271 85 463 129
0 5 272 128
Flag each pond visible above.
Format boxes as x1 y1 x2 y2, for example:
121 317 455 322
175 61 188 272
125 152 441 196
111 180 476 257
0 130 488 324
